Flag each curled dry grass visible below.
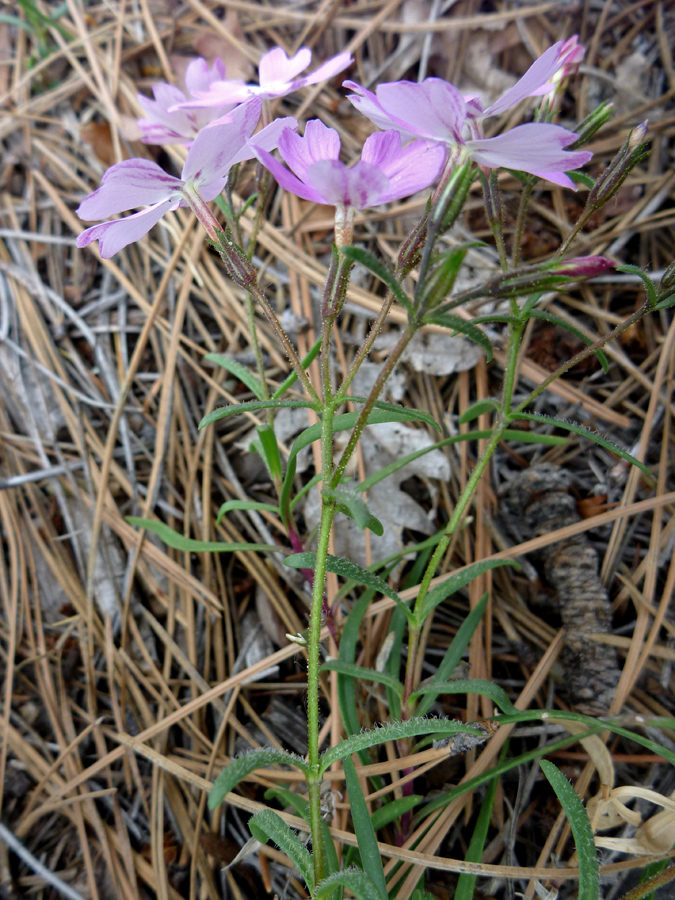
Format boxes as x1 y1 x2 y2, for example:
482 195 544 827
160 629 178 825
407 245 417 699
1 1 675 899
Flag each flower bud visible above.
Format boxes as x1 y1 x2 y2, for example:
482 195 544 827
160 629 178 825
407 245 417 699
551 256 615 278
659 260 675 292
569 102 613 149
586 123 650 210
478 256 613 302
212 230 258 289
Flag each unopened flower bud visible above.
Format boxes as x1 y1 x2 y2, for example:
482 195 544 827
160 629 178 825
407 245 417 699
398 213 428 276
659 260 675 292
569 102 613 149
587 123 650 210
552 256 614 278
212 230 258 289
480 256 613 301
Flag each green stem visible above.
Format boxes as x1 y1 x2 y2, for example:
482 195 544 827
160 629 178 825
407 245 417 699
511 179 536 268
512 300 651 415
334 287 396 404
331 321 418 489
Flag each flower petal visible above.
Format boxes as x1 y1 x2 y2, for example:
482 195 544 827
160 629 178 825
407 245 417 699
181 98 262 195
344 81 404 134
306 159 389 209
228 116 298 167
254 146 327 204
259 47 311 85
76 198 179 258
362 133 446 202
277 119 341 183
482 42 565 117
184 56 227 95
77 159 182 220
289 51 352 88
375 78 466 144
467 123 592 187
179 79 251 109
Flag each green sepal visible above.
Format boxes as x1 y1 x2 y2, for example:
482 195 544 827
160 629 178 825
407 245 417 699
284 552 414 624
527 308 609 373
248 809 314 892
540 760 599 900
508 412 651 477
208 748 309 809
204 352 265 399
418 244 479 311
126 517 277 554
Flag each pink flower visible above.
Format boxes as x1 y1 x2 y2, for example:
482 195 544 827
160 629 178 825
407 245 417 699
175 47 352 109
253 119 445 210
77 100 297 257
344 39 591 189
137 57 235 145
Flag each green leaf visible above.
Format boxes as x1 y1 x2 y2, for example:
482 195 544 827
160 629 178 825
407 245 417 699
331 488 384 536
521 291 544 315
215 499 279 526
419 245 476 310
126 517 277 554
263 788 339 877
419 560 520 621
200 398 320 429
527 309 609 373
455 771 499 900
321 660 404 699
248 809 314 891
370 794 422 831
414 597 490 718
411 678 518 715
280 407 440 527
343 757 388 900
272 338 322 400
208 748 308 809
508 412 651 478
319 718 485 774
204 353 265 399
423 313 493 361
256 423 283 482
340 246 414 316
316 869 382 900
458 399 499 425
617 264 658 308
540 760 599 900
285 552 414 624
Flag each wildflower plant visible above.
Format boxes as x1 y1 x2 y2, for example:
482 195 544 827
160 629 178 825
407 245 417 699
76 37 675 900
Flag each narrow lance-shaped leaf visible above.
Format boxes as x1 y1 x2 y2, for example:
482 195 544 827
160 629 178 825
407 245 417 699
340 245 414 316
419 559 520 621
248 809 315 892
127 517 277 554
424 312 493 361
204 352 264 399
527 308 609 373
285 552 414 624
316 869 384 900
319 718 485 773
508 412 651 477
255 423 283 482
208 748 309 809
321 660 404 699
540 760 599 900
272 337 322 400
343 757 388 900
200 398 320 430
216 499 279 526
411 678 518 715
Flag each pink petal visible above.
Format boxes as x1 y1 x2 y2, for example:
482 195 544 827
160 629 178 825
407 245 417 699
184 57 227 95
306 159 389 209
482 42 565 117
228 116 298 167
344 81 403 134
254 147 327 204
467 123 592 188
290 52 352 88
375 79 466 144
76 198 179 258
181 98 262 195
277 119 341 183
77 159 183 220
137 84 198 143
259 47 311 85
178 79 252 109
362 134 446 202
